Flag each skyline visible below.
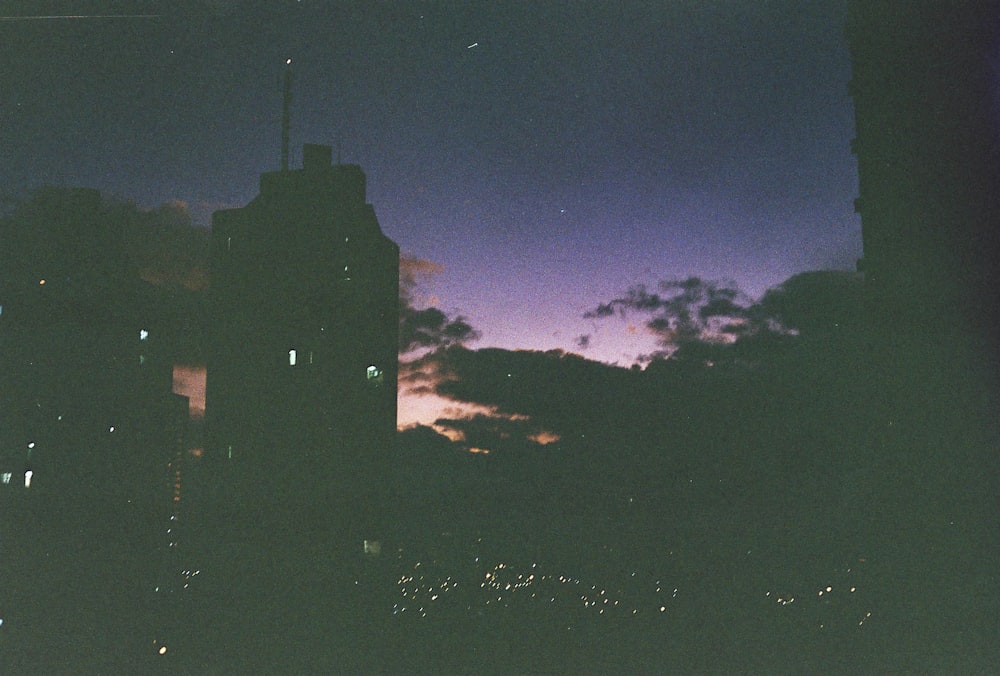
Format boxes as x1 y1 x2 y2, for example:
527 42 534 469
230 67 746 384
2 0 861 378
1 3 998 670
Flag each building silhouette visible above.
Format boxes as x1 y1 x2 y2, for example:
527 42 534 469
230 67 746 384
847 0 1000 338
206 143 399 522
0 187 187 505
0 186 189 667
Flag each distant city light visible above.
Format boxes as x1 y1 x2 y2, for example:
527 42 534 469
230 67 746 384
139 329 149 341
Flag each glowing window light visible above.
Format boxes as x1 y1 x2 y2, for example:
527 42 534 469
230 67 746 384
288 349 297 366
139 329 149 341
1 472 11 484
24 470 33 488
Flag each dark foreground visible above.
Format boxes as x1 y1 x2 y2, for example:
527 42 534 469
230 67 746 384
3 335 997 673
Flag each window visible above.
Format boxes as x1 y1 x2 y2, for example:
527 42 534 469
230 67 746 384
288 349 297 366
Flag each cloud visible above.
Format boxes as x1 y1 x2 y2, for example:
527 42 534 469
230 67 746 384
113 198 211 292
755 270 864 334
400 253 444 293
583 270 870 369
399 254 480 354
403 345 641 448
584 277 756 362
173 365 206 418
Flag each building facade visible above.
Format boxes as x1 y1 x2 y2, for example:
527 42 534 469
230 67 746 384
206 144 399 515
846 0 1000 336
0 187 189 668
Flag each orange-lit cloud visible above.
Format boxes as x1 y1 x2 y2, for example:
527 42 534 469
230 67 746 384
172 365 206 418
400 253 444 291
527 430 561 445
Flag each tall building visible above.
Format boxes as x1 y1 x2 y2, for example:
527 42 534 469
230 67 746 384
0 187 186 505
0 187 189 669
846 1 1000 337
206 143 399 519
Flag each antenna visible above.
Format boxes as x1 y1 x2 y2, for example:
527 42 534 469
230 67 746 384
281 58 292 172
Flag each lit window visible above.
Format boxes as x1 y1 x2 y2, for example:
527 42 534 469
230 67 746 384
288 349 297 366
139 329 149 341
24 470 32 488
1 472 11 485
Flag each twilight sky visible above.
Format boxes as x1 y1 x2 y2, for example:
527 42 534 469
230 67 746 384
2 0 862 421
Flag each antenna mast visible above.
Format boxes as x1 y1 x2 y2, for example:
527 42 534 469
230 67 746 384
281 58 292 172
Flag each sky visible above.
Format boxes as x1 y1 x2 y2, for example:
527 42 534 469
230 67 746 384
2 0 862 422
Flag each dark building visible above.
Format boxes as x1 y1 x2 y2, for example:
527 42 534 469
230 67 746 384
846 1 1000 339
0 187 189 669
0 187 187 504
206 143 399 525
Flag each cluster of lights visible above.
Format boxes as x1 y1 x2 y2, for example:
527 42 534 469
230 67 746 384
386 543 878 636
391 557 679 620
393 572 460 617
763 560 873 630
180 568 201 590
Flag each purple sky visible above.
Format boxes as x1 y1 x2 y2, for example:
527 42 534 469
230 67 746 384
2 0 860 374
